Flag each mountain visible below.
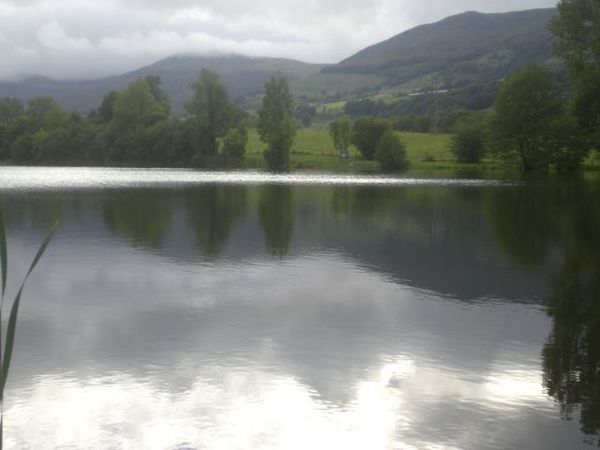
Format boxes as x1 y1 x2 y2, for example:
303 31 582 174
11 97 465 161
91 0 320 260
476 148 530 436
0 54 325 113
322 8 557 91
0 8 559 114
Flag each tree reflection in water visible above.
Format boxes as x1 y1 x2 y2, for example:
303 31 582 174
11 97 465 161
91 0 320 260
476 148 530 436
541 183 600 446
102 189 173 248
186 186 247 259
258 185 294 258
487 178 600 445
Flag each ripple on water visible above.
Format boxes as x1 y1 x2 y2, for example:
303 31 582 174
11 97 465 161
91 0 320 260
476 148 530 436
0 166 512 191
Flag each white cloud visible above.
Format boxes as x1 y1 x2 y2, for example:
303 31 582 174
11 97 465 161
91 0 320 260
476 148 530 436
0 0 557 80
36 22 95 52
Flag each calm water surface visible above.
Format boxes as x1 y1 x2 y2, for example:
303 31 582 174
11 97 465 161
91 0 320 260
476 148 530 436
0 167 598 449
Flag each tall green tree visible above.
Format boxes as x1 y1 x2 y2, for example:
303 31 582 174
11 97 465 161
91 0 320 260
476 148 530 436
0 99 24 160
110 79 170 162
144 75 171 114
488 65 583 171
186 69 232 159
0 99 23 126
551 0 600 147
112 79 169 133
25 97 68 131
141 118 193 166
6 97 69 163
329 117 352 155
94 91 118 124
257 77 297 172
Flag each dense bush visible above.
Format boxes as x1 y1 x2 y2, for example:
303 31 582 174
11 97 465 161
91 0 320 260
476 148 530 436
449 120 487 163
222 125 248 159
375 129 408 172
351 117 391 160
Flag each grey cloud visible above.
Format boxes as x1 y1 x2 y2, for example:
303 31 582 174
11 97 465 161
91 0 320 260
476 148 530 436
0 0 557 80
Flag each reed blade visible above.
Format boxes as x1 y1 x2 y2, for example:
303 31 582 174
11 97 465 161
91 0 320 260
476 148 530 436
0 200 7 301
0 221 58 395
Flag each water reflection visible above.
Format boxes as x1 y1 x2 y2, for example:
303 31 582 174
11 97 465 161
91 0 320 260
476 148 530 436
258 186 295 257
484 184 559 268
0 169 599 448
103 190 173 248
541 182 600 446
185 186 248 259
484 177 600 445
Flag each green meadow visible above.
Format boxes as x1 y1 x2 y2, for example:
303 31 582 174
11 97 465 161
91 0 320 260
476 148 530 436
243 127 507 174
242 127 600 174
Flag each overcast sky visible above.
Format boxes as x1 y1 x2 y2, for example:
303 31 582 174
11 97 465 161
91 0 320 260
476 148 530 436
0 0 557 81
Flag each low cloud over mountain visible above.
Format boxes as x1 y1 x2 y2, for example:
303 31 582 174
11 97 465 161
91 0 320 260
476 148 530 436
0 0 556 80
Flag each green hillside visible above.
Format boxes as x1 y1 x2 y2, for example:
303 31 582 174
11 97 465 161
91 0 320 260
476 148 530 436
285 8 560 113
328 9 556 81
316 8 560 115
291 72 385 98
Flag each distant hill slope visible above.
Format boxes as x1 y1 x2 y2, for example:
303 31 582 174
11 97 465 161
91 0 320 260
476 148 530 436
296 8 561 115
330 8 555 80
323 8 557 91
331 9 555 72
0 54 325 113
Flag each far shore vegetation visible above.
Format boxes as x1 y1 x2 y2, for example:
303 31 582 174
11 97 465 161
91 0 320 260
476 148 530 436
0 0 598 175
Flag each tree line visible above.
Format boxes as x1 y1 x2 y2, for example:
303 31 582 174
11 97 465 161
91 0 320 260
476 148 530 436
0 70 297 171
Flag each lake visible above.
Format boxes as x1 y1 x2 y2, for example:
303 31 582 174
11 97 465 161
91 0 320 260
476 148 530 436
0 167 598 449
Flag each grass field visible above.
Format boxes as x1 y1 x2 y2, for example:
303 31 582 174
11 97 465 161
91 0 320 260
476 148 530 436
243 127 600 174
291 73 385 97
244 127 501 173
316 101 347 114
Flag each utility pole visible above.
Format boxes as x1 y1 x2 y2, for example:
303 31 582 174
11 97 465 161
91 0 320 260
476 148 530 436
429 76 439 134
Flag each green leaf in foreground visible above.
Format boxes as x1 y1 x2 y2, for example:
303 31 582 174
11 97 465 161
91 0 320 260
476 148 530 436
0 201 7 301
0 220 58 395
